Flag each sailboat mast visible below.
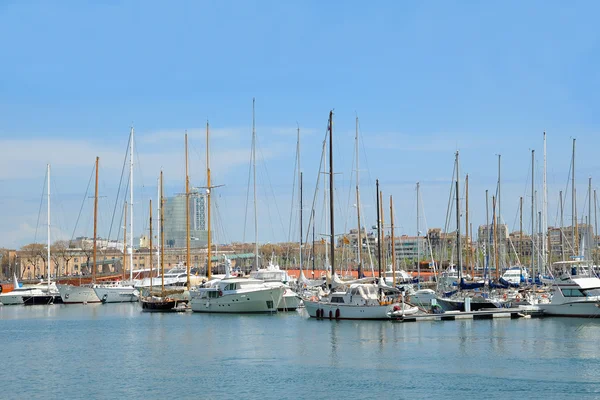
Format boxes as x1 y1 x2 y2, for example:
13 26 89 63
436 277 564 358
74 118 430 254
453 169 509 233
380 190 386 271
129 127 134 282
207 121 212 280
376 179 382 278
93 156 99 284
455 152 462 282
543 132 548 274
390 195 396 286
157 177 161 281
47 164 50 288
416 182 421 289
573 139 578 256
160 171 165 293
123 202 127 281
253 99 259 270
149 199 153 294
328 110 335 278
355 117 362 275
531 150 535 278
185 132 191 290
595 189 598 266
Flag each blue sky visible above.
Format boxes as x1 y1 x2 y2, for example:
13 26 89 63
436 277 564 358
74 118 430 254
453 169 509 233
1 1 599 248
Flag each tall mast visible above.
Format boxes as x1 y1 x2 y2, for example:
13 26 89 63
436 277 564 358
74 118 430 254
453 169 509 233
595 189 598 266
355 117 362 275
185 132 191 290
572 139 578 256
455 151 462 282
47 164 50 288
328 110 335 278
206 121 212 280
123 202 127 281
253 98 259 270
465 174 470 279
390 195 396 286
129 127 134 282
376 179 382 278
157 177 161 282
149 199 153 294
416 182 421 289
92 156 99 284
380 190 385 271
531 150 535 278
543 132 548 274
160 171 165 293
297 124 302 273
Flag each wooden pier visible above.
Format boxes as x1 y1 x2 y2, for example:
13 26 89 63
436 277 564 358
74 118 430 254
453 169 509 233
391 307 544 323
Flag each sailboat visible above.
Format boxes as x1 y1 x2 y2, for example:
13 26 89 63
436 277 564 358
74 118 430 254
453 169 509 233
141 171 188 312
19 164 61 305
303 112 411 320
58 158 102 304
94 128 139 303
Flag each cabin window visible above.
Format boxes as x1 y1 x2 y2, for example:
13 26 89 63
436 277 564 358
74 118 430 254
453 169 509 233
331 297 345 303
208 291 219 298
583 288 600 297
561 288 585 297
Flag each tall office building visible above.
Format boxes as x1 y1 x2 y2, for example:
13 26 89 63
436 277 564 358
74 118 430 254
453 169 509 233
162 188 209 248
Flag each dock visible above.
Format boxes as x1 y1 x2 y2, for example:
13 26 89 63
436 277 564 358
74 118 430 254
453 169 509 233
391 307 545 323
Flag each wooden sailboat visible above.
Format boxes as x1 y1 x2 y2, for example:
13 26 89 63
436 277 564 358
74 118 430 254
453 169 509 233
141 171 188 312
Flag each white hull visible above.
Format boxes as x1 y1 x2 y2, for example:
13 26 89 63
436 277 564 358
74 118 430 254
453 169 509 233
191 287 283 313
58 284 101 304
93 286 139 303
304 300 395 320
0 293 24 305
539 301 600 317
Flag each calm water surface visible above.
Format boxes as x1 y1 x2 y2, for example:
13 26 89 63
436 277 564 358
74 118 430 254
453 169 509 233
1 304 600 399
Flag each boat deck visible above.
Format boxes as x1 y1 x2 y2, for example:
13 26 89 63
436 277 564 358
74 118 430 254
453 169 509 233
391 307 545 322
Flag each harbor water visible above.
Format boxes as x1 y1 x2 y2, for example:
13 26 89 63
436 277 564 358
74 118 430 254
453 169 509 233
1 304 600 399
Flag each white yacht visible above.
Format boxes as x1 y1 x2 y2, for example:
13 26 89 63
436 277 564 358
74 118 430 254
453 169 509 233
249 262 302 311
190 277 284 313
538 275 600 317
304 283 415 320
93 281 139 303
383 269 413 285
58 284 101 304
0 276 60 306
